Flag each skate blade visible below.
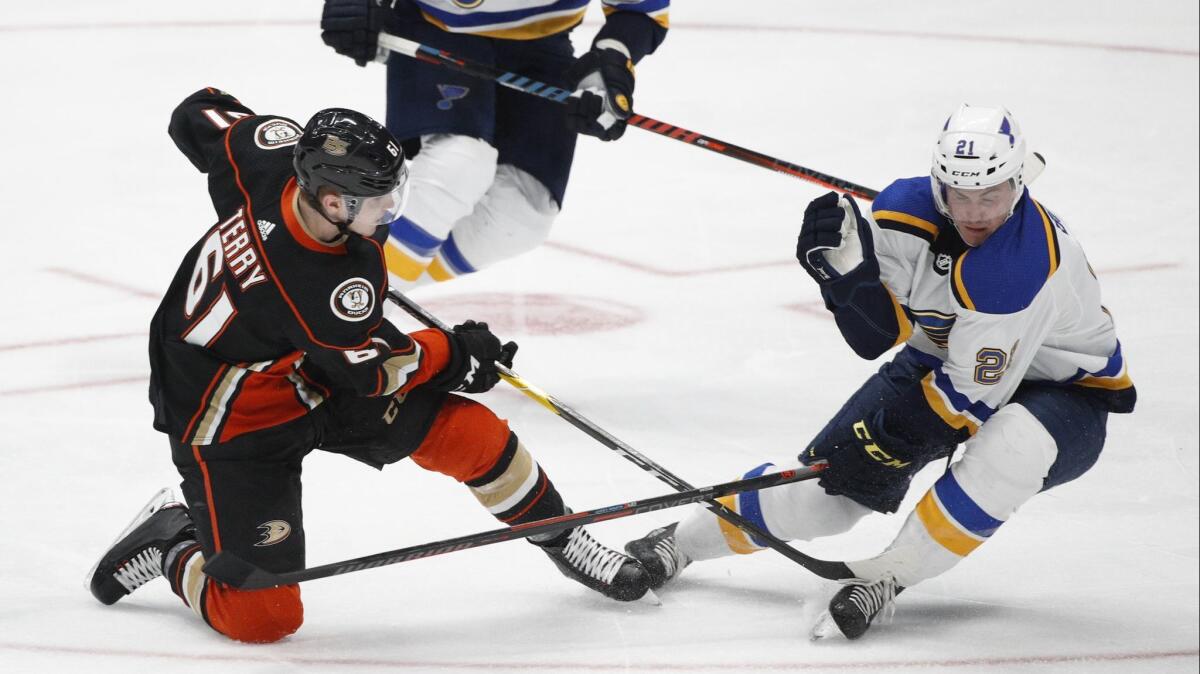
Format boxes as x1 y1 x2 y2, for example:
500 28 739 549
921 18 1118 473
640 589 663 606
82 487 176 591
809 611 843 641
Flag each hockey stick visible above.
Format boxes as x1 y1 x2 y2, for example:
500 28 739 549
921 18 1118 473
387 289 855 581
203 464 822 589
376 32 880 201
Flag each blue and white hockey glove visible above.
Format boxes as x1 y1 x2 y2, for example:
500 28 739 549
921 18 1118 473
565 42 635 141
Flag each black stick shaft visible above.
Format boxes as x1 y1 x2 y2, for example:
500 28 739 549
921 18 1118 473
203 466 822 589
376 32 879 201
386 290 854 581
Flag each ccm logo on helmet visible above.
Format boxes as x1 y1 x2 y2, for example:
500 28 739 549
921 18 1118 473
951 170 982 177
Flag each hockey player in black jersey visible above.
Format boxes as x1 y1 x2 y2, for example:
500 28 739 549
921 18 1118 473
87 88 650 643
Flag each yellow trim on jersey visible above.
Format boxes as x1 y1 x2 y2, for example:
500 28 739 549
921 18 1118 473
384 241 430 282
421 8 586 40
715 495 762 555
1031 200 1060 277
887 287 913 348
916 490 984 556
1077 370 1134 391
602 5 670 29
873 210 940 238
952 255 976 311
920 373 979 436
426 256 456 282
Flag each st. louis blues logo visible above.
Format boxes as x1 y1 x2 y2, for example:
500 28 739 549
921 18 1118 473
436 84 470 111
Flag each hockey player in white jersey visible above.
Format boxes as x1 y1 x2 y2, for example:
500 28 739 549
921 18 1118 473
320 0 668 288
624 105 1136 640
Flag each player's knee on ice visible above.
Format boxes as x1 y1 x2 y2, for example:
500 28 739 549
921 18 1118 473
204 583 303 644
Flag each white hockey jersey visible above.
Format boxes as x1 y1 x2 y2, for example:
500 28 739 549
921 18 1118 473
867 177 1134 436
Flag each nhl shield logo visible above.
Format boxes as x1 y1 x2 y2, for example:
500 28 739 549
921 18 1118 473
322 134 350 156
933 253 953 275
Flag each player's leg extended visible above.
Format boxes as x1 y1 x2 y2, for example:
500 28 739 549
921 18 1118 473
382 13 498 289
827 385 1109 638
408 395 650 601
626 350 940 589
89 423 312 643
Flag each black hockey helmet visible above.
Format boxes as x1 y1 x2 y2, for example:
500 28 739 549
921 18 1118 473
293 108 405 199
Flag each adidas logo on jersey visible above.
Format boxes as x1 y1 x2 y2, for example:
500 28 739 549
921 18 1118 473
257 219 276 241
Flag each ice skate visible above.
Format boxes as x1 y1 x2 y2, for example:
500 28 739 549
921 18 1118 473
538 527 650 602
87 488 197 605
810 576 903 640
624 522 690 590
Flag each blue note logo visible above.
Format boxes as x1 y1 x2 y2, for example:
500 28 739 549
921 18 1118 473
436 84 470 110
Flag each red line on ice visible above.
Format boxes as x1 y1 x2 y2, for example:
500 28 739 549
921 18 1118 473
0 332 143 352
43 267 159 299
0 376 145 397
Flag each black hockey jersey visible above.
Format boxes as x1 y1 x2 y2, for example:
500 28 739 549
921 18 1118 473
149 88 451 445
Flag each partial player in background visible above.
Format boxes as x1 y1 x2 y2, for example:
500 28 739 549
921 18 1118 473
86 88 650 644
624 105 1136 640
319 0 668 288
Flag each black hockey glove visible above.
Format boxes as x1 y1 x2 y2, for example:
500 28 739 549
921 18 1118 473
321 0 383 67
801 411 923 514
797 192 880 304
565 46 635 141
429 321 518 395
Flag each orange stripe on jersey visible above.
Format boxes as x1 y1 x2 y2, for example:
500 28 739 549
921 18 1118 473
191 444 223 552
280 179 346 255
225 128 373 352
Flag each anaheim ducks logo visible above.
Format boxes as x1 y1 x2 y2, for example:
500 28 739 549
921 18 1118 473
255 520 292 547
330 277 375 322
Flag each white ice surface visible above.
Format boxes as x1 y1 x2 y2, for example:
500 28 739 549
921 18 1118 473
1 1 1197 672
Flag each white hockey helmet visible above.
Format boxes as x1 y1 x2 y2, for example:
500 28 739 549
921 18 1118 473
931 104 1026 220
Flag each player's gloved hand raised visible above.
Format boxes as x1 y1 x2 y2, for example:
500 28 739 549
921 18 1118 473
565 44 635 141
321 0 383 67
430 320 518 394
796 191 876 284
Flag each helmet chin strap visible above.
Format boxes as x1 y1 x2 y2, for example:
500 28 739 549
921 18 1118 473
301 189 357 242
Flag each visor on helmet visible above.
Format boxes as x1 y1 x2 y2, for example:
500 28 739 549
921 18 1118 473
342 162 410 232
